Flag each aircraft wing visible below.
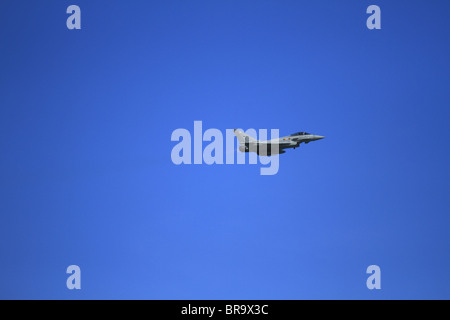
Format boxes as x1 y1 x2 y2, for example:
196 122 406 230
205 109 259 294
268 141 297 147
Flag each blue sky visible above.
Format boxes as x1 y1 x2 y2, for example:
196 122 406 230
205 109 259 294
0 1 449 299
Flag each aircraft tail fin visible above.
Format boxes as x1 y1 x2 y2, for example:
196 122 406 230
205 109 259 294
234 129 258 144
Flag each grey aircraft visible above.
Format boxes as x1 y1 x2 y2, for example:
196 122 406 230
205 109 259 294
234 129 325 156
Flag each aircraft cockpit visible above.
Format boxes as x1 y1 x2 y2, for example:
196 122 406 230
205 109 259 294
290 132 311 136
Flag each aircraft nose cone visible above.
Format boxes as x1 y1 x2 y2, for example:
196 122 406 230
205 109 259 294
314 135 325 140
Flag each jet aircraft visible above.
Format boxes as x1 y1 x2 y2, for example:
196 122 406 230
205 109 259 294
234 129 325 156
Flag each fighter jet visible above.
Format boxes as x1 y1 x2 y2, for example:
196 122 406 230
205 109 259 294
234 129 325 156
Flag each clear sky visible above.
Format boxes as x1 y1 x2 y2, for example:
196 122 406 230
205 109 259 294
0 1 449 299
